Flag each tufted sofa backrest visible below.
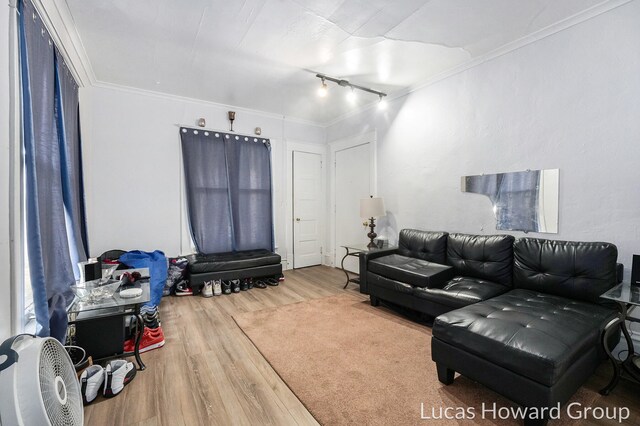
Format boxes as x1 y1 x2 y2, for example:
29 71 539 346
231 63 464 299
513 237 618 303
446 233 515 286
398 229 448 264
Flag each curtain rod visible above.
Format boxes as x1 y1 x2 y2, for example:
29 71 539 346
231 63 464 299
176 124 268 140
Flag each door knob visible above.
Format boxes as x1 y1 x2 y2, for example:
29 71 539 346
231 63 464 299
296 218 301 222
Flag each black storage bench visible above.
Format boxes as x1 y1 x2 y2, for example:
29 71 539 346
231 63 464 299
187 249 282 295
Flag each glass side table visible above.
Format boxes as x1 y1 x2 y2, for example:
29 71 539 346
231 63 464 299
599 283 640 395
340 244 397 289
68 281 150 370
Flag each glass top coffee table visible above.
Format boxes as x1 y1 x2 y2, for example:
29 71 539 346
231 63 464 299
599 283 640 395
69 280 150 370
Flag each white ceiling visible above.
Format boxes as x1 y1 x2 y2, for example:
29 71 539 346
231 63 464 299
65 0 611 124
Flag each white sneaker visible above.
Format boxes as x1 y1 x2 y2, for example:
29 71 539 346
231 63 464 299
213 279 222 296
104 360 136 398
202 280 213 297
80 365 104 405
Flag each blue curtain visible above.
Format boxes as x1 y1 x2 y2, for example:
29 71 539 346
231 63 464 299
19 0 84 342
55 53 88 277
180 128 274 254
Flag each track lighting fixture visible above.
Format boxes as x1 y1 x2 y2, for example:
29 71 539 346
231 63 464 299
315 73 386 106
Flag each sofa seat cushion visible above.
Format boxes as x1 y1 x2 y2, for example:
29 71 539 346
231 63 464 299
188 249 281 274
415 277 508 309
433 289 616 387
368 254 454 288
367 272 414 295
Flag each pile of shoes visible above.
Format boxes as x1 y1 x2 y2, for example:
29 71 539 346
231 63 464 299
165 257 189 296
123 305 165 353
201 274 285 298
80 359 137 405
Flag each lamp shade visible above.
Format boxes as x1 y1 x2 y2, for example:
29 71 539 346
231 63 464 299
360 197 385 218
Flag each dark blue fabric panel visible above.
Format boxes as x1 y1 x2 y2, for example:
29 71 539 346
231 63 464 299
55 52 88 275
19 0 75 342
180 129 234 254
225 135 274 252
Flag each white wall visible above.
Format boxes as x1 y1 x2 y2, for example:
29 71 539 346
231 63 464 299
80 85 325 262
326 1 640 276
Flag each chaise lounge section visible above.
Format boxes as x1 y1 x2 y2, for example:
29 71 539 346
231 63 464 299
432 238 620 425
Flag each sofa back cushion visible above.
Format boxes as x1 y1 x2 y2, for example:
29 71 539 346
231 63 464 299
446 233 515 286
397 229 448 264
514 237 618 303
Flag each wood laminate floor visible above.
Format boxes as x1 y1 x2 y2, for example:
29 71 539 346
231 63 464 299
83 266 640 426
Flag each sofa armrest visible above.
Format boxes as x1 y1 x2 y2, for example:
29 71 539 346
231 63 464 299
358 247 398 294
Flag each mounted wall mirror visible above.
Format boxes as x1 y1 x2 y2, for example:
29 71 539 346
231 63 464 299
461 169 559 233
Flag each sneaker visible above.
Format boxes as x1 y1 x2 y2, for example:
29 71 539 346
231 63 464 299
202 280 213 298
247 277 254 289
103 360 136 398
240 279 249 291
266 278 279 286
222 280 232 294
254 280 267 289
231 279 241 293
124 326 165 353
80 365 105 405
278 274 285 282
175 281 192 296
213 279 222 296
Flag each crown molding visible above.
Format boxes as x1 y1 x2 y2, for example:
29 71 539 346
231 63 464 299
323 0 632 128
31 0 96 86
91 81 325 128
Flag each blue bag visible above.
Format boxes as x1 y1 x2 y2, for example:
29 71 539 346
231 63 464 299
119 250 168 307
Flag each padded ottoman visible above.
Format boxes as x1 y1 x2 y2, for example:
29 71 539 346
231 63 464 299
368 254 454 288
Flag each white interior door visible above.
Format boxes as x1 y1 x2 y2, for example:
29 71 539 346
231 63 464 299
293 151 322 268
335 143 371 273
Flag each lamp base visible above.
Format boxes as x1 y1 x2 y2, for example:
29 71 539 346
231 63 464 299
367 217 377 249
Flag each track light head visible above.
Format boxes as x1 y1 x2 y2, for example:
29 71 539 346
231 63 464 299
318 78 328 97
378 94 387 110
347 86 356 103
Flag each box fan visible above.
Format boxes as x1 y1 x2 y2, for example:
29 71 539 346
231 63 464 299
0 334 83 426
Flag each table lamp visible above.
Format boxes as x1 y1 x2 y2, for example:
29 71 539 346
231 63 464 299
360 196 386 249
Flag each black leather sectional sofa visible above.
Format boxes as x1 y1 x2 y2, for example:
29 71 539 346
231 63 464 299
361 229 621 426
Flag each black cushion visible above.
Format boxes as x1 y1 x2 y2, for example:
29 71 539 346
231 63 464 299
433 289 616 387
368 254 454 288
188 249 281 273
514 238 618 303
447 233 515 286
367 272 414 295
397 229 448 264
415 277 508 309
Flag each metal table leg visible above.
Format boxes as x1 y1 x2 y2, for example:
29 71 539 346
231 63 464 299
600 303 640 395
341 248 351 289
133 313 146 371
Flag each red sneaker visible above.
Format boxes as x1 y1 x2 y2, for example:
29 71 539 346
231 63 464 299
124 327 165 353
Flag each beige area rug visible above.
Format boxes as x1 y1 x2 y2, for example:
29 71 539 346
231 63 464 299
233 294 612 426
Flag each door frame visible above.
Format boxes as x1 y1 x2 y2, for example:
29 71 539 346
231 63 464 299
286 141 326 270
329 130 377 268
